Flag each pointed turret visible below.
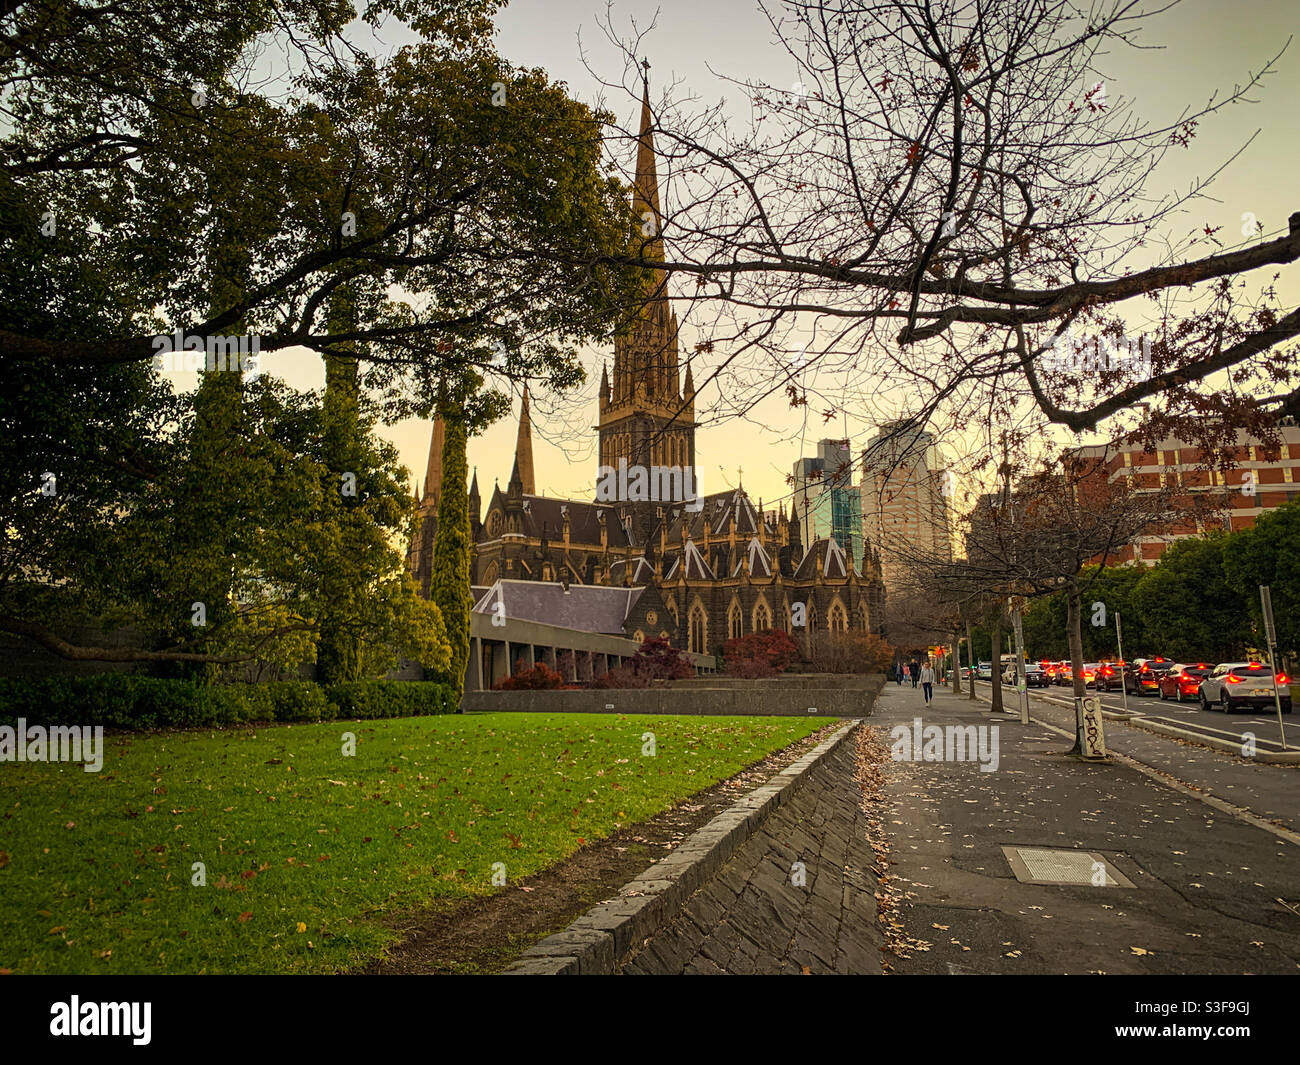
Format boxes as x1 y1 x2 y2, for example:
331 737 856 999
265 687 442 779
422 414 446 507
633 77 663 265
513 386 535 495
468 466 481 535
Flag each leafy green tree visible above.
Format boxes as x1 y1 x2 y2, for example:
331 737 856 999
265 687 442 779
0 0 640 667
1131 533 1249 662
1077 565 1148 660
1021 591 1067 659
428 410 473 698
1222 501 1300 656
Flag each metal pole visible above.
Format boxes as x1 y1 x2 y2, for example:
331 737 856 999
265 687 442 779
1012 604 1029 725
1261 586 1289 750
1116 611 1129 715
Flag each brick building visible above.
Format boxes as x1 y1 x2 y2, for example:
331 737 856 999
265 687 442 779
1068 420 1300 562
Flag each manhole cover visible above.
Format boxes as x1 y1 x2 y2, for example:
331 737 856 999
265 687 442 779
1001 846 1135 887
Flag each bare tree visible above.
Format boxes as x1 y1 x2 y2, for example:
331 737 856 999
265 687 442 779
596 0 1299 463
894 444 1201 751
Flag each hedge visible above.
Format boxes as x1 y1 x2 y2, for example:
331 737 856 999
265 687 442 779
0 675 458 730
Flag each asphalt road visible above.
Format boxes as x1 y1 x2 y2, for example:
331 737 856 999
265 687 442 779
966 679 1298 753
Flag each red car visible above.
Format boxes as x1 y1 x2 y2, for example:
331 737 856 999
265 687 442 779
1157 663 1211 702
1132 657 1174 696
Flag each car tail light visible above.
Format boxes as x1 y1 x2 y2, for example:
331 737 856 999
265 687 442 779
1278 673 1290 684
1226 674 1243 684
1179 672 1190 682
1140 664 1149 673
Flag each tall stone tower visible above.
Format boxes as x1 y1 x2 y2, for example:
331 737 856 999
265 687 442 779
597 75 697 505
408 413 446 597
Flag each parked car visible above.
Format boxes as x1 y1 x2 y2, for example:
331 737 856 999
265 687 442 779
1131 657 1175 696
1001 661 1049 687
1094 661 1132 693
1158 663 1212 702
1053 662 1074 687
975 661 993 680
1198 662 1292 713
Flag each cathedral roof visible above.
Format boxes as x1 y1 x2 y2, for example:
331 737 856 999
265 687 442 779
793 537 851 580
487 491 633 549
472 579 643 636
608 555 655 586
679 538 714 580
736 536 773 578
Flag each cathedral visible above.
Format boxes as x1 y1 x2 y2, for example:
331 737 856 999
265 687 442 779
409 80 886 657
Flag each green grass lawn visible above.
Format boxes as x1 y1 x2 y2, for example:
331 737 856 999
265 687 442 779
0 712 830 974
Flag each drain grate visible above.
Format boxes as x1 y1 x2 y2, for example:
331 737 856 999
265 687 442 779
1001 846 1135 887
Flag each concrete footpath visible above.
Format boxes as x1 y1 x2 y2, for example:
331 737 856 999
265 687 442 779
966 681 1300 832
875 683 1300 974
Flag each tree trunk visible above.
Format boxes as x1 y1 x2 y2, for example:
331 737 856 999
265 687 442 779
990 622 1003 712
1067 578 1086 754
966 619 976 700
951 631 962 693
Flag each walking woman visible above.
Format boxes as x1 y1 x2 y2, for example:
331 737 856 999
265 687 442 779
919 661 936 705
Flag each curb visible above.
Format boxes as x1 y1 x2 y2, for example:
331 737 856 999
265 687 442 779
502 718 862 975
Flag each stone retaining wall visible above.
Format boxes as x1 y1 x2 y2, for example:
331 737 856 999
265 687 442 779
461 675 883 717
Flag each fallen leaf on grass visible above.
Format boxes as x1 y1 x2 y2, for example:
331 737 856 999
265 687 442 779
1130 946 1151 956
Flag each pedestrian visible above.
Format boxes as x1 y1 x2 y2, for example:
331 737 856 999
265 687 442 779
910 658 920 688
902 662 911 685
894 661 903 685
920 661 935 705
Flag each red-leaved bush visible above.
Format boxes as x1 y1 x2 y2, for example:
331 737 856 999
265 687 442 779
593 636 695 688
493 660 567 690
723 629 802 677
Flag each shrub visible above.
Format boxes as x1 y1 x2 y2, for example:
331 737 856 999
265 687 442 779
493 661 567 691
267 681 329 722
591 662 650 689
0 675 456 729
723 629 801 677
796 631 895 674
327 679 457 718
724 657 779 679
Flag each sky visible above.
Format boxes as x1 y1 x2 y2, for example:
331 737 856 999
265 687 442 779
166 0 1300 517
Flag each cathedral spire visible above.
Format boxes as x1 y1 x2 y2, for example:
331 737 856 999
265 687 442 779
514 386 535 495
422 413 446 507
633 72 663 265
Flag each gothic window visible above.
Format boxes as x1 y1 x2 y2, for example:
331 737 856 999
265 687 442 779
728 599 743 640
483 561 499 585
487 510 503 537
689 602 707 655
829 600 848 633
753 601 771 632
